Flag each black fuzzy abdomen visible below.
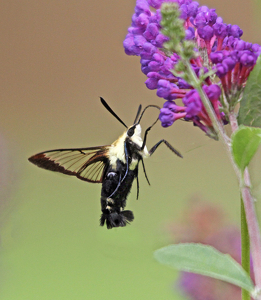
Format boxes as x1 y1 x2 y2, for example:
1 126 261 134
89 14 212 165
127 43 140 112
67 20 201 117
101 159 137 203
100 159 137 229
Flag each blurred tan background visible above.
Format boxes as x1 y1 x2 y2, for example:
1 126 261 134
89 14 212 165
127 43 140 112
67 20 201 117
1 0 261 299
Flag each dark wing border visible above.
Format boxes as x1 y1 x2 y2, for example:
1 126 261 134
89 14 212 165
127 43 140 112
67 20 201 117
28 146 110 183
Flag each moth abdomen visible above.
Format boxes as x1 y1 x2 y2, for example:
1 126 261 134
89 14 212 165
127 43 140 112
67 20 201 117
100 210 134 229
99 159 137 229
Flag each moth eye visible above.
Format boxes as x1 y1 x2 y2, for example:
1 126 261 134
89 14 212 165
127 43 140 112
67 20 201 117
127 126 135 137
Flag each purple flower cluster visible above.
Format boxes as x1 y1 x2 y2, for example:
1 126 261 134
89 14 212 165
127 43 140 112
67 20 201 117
211 46 259 101
123 0 261 135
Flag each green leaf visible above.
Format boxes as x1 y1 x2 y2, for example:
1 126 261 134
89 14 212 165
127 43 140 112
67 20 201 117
238 54 261 127
154 243 254 293
231 125 261 171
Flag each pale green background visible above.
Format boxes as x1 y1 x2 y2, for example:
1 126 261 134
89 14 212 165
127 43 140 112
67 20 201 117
1 1 261 299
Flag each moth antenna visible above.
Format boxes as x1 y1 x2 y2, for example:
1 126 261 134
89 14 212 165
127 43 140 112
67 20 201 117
133 104 142 125
100 97 128 128
137 105 160 124
138 105 161 151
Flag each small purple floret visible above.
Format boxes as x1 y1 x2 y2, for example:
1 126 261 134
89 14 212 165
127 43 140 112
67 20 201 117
183 90 202 118
145 77 158 89
143 23 159 40
159 101 186 127
239 51 256 66
228 24 243 38
223 57 236 70
213 22 228 38
215 63 229 77
210 51 224 63
198 25 214 41
185 27 195 40
203 84 221 101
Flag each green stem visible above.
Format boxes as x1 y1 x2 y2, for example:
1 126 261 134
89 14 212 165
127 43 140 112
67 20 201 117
185 61 240 178
241 196 251 300
185 62 226 137
184 63 261 298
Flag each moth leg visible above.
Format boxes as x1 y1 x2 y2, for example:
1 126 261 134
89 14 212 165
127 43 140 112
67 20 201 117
136 173 139 200
141 126 152 150
141 117 159 150
149 140 183 158
141 157 150 186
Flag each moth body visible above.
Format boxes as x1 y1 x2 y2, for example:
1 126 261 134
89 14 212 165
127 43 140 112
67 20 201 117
100 124 148 228
28 98 182 229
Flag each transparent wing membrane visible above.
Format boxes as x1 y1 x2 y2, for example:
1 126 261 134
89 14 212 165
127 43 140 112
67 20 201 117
28 146 110 183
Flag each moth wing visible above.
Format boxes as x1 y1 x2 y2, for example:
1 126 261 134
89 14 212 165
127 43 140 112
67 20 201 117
28 146 110 183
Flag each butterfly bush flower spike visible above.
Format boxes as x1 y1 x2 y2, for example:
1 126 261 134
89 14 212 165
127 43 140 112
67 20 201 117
123 0 261 138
